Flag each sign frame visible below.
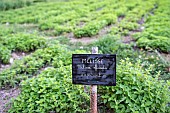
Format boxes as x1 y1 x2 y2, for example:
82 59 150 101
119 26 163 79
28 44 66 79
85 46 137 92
72 54 116 86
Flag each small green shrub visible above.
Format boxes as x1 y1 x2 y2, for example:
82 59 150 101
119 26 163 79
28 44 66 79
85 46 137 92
100 59 170 113
9 66 89 113
119 21 139 31
110 26 119 35
116 44 169 80
97 14 117 25
74 20 107 38
89 35 121 54
54 25 71 35
4 33 47 52
0 33 47 64
115 7 127 17
0 44 11 64
137 35 170 53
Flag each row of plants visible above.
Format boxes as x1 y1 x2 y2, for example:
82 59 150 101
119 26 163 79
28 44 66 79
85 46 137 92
0 41 67 88
0 0 102 24
110 0 157 36
0 33 46 64
0 0 159 38
74 14 117 37
0 38 90 112
0 0 49 11
134 0 170 52
39 0 116 35
0 0 33 11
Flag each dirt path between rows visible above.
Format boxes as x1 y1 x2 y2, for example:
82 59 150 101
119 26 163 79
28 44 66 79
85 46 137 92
0 88 20 113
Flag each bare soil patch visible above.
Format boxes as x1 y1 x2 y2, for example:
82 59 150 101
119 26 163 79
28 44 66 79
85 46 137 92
0 88 20 113
122 34 135 44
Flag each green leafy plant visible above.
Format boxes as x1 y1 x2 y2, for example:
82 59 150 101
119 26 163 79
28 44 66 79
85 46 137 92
5 33 47 52
0 44 11 64
100 59 170 113
137 35 170 53
116 44 170 80
74 14 117 38
9 66 89 113
89 35 121 54
0 33 47 64
74 20 107 38
134 0 170 52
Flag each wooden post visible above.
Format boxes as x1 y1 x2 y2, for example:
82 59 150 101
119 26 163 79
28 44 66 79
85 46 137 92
90 47 98 113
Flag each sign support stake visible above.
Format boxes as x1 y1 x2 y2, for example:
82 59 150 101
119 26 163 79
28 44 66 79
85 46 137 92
90 47 98 113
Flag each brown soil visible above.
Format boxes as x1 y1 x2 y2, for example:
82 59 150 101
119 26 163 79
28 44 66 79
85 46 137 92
161 53 170 61
0 64 10 72
10 51 30 64
0 88 20 113
76 21 86 28
157 52 170 72
122 35 135 44
118 16 125 22
138 17 145 25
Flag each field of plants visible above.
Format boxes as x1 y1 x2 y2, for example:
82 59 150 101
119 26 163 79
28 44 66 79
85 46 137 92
0 0 169 113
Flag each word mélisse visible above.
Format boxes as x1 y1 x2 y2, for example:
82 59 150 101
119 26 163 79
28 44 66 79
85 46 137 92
77 57 114 71
81 58 104 64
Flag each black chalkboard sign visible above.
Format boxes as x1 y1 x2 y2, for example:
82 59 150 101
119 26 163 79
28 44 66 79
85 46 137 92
72 54 116 86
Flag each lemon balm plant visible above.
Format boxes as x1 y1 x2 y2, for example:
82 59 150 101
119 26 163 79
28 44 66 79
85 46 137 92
0 33 47 64
0 44 11 64
100 59 170 113
9 66 89 113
